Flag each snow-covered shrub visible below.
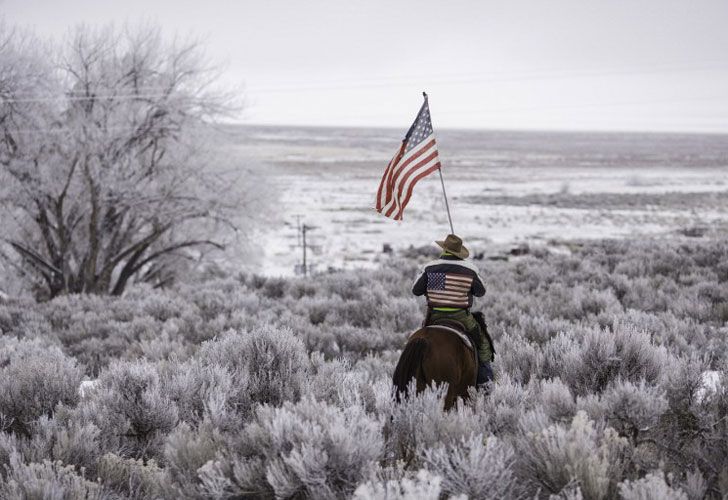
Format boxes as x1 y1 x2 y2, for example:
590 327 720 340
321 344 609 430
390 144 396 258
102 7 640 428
305 355 375 411
162 422 223 499
17 415 102 475
0 236 726 495
0 452 104 499
326 324 396 355
600 379 667 445
678 469 708 500
559 326 668 396
497 333 543 384
321 272 368 301
0 337 82 436
0 431 20 474
196 326 309 409
540 378 577 422
485 374 537 435
73 360 179 460
509 313 574 345
687 368 728 497
96 452 165 499
228 397 383 499
549 481 584 499
618 471 688 500
353 469 443 500
543 284 622 320
423 434 522 499
383 382 489 465
516 411 629 499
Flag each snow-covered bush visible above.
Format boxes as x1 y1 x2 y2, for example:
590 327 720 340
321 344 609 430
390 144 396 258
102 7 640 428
96 452 165 499
0 237 726 496
559 326 668 396
195 326 309 410
423 434 522 499
18 415 102 475
162 422 223 499
0 453 104 499
539 378 577 423
72 360 179 460
383 383 490 466
353 469 444 500
228 397 383 499
600 379 667 445
516 411 629 499
0 338 82 436
618 471 688 500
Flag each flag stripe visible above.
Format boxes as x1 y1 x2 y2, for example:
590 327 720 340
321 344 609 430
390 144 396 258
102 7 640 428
428 290 468 299
380 142 405 209
387 137 437 189
393 149 439 204
378 138 435 211
377 154 395 209
376 152 397 209
392 160 442 220
380 139 438 215
384 149 440 217
447 275 473 283
436 284 470 293
374 97 440 220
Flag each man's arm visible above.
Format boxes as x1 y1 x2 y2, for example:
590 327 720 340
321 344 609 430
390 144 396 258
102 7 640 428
472 271 486 297
412 267 427 296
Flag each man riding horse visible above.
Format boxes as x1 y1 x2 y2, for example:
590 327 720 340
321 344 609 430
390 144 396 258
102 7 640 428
412 234 494 388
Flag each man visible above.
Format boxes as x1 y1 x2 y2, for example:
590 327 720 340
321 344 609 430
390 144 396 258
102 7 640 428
412 234 494 387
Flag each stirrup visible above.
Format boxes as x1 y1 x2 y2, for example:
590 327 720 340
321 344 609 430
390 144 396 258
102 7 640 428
476 362 494 386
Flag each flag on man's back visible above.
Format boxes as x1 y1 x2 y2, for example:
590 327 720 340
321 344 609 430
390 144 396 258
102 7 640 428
375 93 441 220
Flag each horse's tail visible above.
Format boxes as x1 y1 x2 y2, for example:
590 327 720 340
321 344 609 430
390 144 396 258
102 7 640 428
392 337 428 402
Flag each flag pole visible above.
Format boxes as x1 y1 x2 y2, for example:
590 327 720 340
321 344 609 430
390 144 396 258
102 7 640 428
438 166 455 235
424 91 455 235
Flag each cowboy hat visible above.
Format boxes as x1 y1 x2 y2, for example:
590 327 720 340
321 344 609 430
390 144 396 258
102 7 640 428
435 234 469 259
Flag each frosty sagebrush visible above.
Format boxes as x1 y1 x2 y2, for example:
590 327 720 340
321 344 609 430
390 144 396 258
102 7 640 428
0 238 725 498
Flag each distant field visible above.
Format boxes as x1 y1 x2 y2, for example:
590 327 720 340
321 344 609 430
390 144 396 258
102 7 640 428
222 125 728 275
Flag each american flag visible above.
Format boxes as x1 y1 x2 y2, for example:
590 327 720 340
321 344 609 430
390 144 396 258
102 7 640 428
426 272 473 308
375 93 441 220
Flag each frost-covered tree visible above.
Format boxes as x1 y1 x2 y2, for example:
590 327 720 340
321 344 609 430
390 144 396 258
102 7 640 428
0 23 258 298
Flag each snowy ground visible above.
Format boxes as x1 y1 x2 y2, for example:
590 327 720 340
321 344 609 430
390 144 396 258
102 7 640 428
222 126 728 276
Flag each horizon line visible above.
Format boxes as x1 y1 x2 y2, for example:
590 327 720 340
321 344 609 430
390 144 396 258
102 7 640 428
219 120 728 137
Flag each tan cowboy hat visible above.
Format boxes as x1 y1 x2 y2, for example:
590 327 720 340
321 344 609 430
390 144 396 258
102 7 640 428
435 234 469 259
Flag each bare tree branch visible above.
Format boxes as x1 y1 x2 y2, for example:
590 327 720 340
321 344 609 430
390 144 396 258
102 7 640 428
0 23 258 298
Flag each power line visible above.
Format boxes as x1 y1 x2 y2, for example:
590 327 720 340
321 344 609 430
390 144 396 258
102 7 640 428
1 123 186 135
0 93 215 104
244 62 728 94
3 61 728 102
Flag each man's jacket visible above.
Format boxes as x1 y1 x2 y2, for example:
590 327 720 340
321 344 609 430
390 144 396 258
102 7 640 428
412 254 485 309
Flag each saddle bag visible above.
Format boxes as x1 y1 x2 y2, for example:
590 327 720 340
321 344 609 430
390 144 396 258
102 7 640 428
472 311 496 361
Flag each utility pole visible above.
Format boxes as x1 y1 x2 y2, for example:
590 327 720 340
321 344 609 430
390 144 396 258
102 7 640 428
295 214 302 247
301 223 316 276
302 224 308 276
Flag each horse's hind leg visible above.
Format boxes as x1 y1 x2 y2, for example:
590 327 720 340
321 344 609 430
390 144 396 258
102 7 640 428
444 383 471 411
443 384 461 411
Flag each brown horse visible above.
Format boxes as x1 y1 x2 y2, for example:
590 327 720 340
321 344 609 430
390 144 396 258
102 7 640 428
392 325 477 410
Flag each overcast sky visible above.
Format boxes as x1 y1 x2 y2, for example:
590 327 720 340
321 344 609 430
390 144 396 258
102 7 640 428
4 0 728 133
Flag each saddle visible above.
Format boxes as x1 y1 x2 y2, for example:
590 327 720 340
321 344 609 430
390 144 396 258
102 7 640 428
428 318 476 353
421 310 496 363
